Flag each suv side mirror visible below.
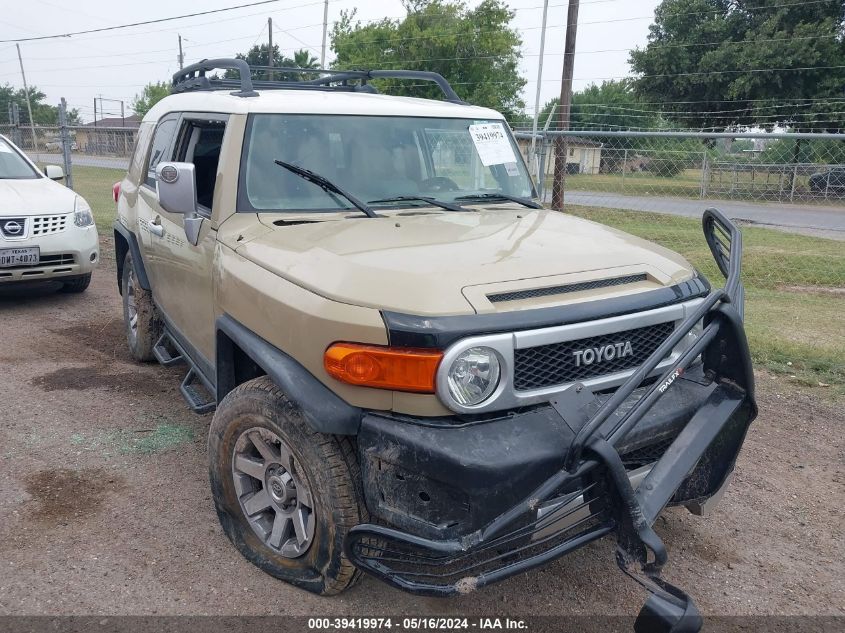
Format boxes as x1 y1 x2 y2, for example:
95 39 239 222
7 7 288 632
44 164 64 181
155 162 202 246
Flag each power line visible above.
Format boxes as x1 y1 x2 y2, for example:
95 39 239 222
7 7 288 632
0 0 293 43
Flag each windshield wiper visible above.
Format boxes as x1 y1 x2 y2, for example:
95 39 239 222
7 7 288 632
454 193 543 209
274 160 378 218
367 195 465 212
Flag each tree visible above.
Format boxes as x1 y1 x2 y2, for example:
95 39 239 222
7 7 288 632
229 45 320 81
292 50 319 71
0 84 80 125
131 81 170 117
629 0 845 131
331 0 526 119
538 80 660 131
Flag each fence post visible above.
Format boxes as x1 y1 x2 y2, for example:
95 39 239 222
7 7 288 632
789 164 798 203
58 98 73 189
621 148 627 192
700 150 708 198
11 102 22 147
537 137 547 200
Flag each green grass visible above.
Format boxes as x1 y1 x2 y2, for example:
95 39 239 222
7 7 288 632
70 165 125 232
567 206 845 394
560 169 704 198
70 421 195 455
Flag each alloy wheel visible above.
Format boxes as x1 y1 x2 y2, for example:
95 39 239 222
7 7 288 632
231 427 316 558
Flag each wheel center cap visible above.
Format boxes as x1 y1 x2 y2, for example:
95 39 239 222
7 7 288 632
266 472 294 505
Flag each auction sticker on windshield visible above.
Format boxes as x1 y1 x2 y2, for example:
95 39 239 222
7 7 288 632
0 247 39 268
468 122 517 167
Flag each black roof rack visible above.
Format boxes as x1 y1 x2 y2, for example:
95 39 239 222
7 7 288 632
171 58 465 104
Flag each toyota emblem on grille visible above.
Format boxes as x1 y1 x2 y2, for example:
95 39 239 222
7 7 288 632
2 220 23 236
572 341 633 367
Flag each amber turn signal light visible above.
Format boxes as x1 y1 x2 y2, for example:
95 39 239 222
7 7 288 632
324 343 443 393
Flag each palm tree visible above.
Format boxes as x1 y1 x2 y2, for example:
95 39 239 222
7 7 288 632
293 49 319 70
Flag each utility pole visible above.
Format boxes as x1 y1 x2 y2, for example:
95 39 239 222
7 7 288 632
529 0 550 180
15 43 38 153
550 0 579 211
320 0 329 68
58 98 73 189
268 17 274 81
178 35 184 70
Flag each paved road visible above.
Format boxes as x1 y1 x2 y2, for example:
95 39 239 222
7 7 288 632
31 152 129 171
558 190 845 240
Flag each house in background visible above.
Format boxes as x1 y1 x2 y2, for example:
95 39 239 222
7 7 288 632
516 135 603 175
75 115 141 156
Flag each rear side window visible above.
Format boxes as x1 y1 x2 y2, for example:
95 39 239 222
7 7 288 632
144 116 178 187
174 118 227 210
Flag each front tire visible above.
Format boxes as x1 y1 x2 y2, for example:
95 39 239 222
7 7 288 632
121 251 161 361
60 273 91 293
208 376 366 595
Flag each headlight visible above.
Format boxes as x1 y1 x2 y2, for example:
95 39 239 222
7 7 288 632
73 199 94 227
446 346 501 406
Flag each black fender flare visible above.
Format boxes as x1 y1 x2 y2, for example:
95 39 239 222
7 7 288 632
113 221 151 292
215 314 362 435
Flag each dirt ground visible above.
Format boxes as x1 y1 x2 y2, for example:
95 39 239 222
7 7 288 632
0 235 842 619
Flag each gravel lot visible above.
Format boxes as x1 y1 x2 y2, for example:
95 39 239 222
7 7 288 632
0 235 842 619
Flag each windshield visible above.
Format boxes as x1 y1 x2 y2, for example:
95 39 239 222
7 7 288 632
239 114 535 212
0 138 39 179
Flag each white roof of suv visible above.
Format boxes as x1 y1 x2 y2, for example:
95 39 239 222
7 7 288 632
143 89 504 123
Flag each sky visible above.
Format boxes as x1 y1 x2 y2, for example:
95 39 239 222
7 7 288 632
0 0 662 123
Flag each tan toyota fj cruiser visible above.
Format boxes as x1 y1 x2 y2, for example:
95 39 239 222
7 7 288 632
114 59 756 631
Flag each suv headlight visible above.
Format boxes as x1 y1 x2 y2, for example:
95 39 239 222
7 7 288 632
446 346 501 406
74 199 94 227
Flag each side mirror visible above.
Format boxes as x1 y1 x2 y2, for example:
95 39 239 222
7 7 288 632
155 162 202 246
44 164 64 181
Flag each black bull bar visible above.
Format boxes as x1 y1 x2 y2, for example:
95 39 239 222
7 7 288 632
344 209 758 632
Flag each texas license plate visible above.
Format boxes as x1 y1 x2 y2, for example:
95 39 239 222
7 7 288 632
0 247 40 267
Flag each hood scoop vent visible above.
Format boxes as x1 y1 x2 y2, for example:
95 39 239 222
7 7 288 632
273 219 322 227
488 273 648 304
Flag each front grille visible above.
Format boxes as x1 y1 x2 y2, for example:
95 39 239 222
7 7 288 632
488 273 648 303
32 214 69 236
513 321 675 391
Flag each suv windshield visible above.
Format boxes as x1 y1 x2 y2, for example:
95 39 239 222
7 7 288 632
239 114 534 212
0 138 39 179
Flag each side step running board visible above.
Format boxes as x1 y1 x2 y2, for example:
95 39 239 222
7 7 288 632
180 367 216 414
154 330 216 414
153 332 184 366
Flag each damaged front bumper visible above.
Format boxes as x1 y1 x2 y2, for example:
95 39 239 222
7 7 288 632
344 209 757 632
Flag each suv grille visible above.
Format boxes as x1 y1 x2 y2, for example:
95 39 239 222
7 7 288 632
32 214 69 236
513 321 675 391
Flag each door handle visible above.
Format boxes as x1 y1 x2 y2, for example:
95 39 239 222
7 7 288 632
149 217 165 238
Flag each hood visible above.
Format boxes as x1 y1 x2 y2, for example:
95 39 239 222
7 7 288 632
234 208 696 316
0 177 79 216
